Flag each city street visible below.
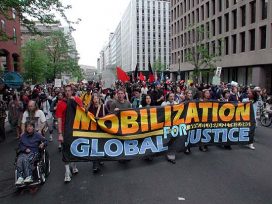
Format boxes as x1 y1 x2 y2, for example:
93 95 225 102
0 124 271 204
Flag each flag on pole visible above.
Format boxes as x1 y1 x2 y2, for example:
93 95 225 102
139 72 145 81
134 64 139 82
148 62 155 83
116 67 130 82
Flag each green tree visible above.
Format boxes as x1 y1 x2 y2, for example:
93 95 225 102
185 25 223 83
21 39 49 84
0 0 80 39
46 30 81 81
153 58 166 72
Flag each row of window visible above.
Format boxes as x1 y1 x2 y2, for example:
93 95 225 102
137 0 168 10
172 0 268 36
171 0 265 18
172 0 268 30
172 25 270 64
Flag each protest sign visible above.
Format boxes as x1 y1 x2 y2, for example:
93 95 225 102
63 101 255 161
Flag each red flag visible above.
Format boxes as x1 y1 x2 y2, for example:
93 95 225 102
148 62 155 83
116 67 130 82
139 72 145 81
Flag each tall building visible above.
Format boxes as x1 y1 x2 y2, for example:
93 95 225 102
121 0 171 72
99 0 171 74
171 0 272 92
0 8 21 72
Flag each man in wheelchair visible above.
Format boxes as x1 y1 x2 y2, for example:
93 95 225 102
15 121 47 186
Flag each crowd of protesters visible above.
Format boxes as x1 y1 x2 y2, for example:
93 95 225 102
0 79 271 184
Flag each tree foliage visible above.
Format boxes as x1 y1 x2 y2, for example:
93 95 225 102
22 30 82 83
184 25 223 83
21 39 49 84
0 0 80 38
153 58 166 72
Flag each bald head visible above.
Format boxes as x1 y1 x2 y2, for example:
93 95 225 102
28 100 37 112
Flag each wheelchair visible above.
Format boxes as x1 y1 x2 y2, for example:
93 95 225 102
14 148 51 188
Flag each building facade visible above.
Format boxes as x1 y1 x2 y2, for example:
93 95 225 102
98 0 171 74
0 8 21 73
21 22 63 46
121 0 171 72
171 0 272 92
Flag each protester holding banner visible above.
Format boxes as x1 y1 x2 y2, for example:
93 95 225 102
87 94 108 173
161 93 178 164
56 85 82 183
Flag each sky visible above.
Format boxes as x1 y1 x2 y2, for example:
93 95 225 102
63 0 130 67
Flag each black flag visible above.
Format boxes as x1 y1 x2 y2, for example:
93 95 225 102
134 64 139 82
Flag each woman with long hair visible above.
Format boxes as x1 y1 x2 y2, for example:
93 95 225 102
87 94 108 173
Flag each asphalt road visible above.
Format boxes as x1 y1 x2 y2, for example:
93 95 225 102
0 125 272 204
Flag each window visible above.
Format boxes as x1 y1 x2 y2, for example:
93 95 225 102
0 20 5 31
12 8 16 19
206 42 210 55
212 20 215 36
260 26 266 49
218 17 222 34
201 5 204 20
261 0 268 20
212 0 215 15
196 8 199 23
241 5 246 27
249 29 255 51
13 28 17 43
212 41 216 55
225 37 229 55
225 0 229 9
232 34 236 54
240 32 245 52
250 1 256 23
232 9 237 29
218 40 222 56
225 13 229 32
206 22 210 38
206 2 209 18
219 0 222 12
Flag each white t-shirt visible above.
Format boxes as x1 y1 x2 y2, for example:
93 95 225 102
22 110 46 131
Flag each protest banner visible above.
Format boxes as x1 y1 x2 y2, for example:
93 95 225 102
63 100 255 162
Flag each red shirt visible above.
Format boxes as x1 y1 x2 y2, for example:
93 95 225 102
56 97 82 131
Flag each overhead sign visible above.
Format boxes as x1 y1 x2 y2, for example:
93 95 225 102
3 72 23 89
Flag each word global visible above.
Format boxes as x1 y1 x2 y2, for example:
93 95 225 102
71 124 187 157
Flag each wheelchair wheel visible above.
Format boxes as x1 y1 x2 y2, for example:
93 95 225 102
15 170 18 184
41 172 46 184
